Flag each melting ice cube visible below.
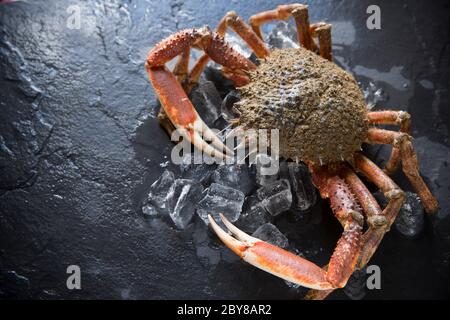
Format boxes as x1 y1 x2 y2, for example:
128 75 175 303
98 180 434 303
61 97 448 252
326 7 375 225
189 81 222 126
236 195 272 233
280 161 317 211
255 154 280 187
197 183 245 225
179 153 217 186
256 179 292 216
144 169 175 214
252 223 289 249
212 163 255 195
166 179 203 229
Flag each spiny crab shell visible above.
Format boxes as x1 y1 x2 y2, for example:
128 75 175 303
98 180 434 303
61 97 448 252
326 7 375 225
234 47 369 164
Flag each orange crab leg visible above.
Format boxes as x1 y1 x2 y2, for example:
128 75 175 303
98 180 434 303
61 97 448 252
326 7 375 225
172 48 190 85
310 22 332 61
367 110 411 174
147 66 232 158
209 214 334 290
306 165 384 300
188 12 266 91
146 27 258 158
366 128 439 213
249 4 312 48
186 54 210 92
341 165 384 226
217 11 270 58
248 4 332 60
310 167 364 288
352 153 407 267
210 167 364 292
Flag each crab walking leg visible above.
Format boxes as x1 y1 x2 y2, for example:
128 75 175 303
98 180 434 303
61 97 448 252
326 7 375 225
249 4 314 50
310 22 332 61
187 12 269 92
311 168 364 287
341 165 385 227
351 153 407 267
292 5 314 50
217 11 270 58
306 165 385 300
367 110 411 174
366 128 439 213
186 54 210 92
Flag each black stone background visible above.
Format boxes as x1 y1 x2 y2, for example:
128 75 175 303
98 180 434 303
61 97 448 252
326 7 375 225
0 0 449 299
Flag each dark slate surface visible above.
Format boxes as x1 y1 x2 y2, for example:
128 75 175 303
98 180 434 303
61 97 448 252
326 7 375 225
0 0 449 299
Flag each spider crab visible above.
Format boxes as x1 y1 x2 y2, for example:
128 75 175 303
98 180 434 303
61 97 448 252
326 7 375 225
145 4 439 299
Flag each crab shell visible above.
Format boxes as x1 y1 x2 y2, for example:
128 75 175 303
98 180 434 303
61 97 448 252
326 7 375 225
234 47 369 164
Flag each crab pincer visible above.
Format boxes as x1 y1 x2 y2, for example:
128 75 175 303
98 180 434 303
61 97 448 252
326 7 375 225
147 66 233 160
145 27 242 160
208 214 334 290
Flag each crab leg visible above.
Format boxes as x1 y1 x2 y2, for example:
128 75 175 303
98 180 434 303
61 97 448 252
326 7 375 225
172 48 190 85
310 22 332 61
209 168 364 293
187 11 269 92
209 214 334 290
147 27 257 158
186 54 210 92
148 66 232 158
306 164 385 300
249 4 313 49
366 128 439 213
351 153 407 267
217 11 270 58
310 167 364 287
157 48 191 130
367 110 411 174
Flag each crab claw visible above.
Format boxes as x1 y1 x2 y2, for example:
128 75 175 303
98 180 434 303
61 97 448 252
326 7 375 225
183 119 234 160
148 66 233 160
208 214 334 290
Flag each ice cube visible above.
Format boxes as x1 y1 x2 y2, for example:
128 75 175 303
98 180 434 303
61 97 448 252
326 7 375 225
256 179 292 216
252 223 289 249
395 192 424 237
197 183 245 225
281 162 317 211
166 179 204 229
343 268 367 300
255 154 279 187
236 195 271 233
189 81 222 126
211 164 255 195
179 153 217 186
145 169 175 214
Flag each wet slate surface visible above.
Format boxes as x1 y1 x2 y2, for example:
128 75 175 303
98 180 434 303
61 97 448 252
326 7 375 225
0 0 449 299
